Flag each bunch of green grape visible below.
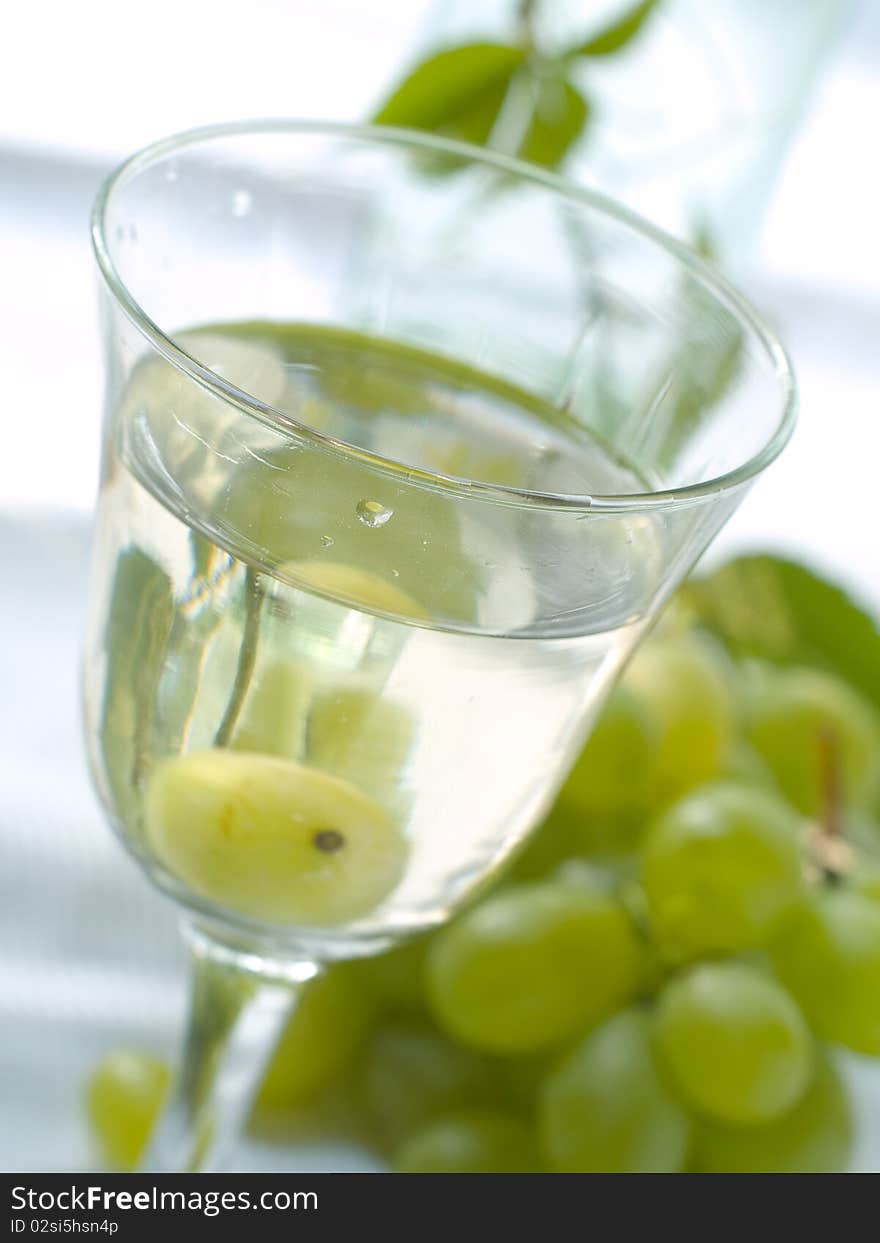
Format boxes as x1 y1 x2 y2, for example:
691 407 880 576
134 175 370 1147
86 614 880 1173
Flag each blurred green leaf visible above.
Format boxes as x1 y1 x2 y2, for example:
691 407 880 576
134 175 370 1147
685 556 880 713
571 0 661 58
372 43 525 144
517 79 590 169
439 75 516 148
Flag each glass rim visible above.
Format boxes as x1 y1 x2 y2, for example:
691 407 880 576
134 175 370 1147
91 118 797 515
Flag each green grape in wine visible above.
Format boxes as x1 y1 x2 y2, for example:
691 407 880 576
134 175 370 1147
307 686 414 805
222 439 484 625
145 749 407 924
279 559 429 622
230 659 313 759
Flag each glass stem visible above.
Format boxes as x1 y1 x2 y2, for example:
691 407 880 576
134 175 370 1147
140 924 317 1172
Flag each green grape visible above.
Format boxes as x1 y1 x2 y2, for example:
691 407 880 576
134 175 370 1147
551 800 644 857
258 965 376 1111
361 1020 500 1150
221 441 484 625
551 856 630 896
279 559 429 622
771 889 880 1056
560 685 660 818
395 1110 539 1173
641 783 803 963
356 935 430 1013
426 883 647 1054
622 633 736 805
842 809 880 856
497 1053 552 1115
848 811 880 851
538 1009 691 1173
307 686 414 805
86 1050 170 1171
145 749 407 924
230 659 313 759
552 862 664 993
506 802 583 882
852 857 880 904
654 962 814 1125
745 666 880 817
719 741 779 791
695 1051 852 1173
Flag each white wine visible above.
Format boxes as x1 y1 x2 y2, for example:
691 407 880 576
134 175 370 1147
83 325 659 957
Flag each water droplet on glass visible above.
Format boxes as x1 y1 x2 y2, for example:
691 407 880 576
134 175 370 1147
165 165 179 184
320 535 335 549
391 568 400 578
232 189 252 218
356 499 393 529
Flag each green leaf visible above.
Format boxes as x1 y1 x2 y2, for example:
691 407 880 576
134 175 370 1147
572 0 661 58
517 80 590 169
436 75 515 151
684 555 880 713
372 42 524 140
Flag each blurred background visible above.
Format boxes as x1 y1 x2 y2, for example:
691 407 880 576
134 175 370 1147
1 0 878 1171
2 0 877 599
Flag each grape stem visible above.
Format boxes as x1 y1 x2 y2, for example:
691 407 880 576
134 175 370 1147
811 726 852 885
214 567 264 747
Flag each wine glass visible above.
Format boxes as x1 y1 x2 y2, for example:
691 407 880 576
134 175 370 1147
84 121 795 1171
